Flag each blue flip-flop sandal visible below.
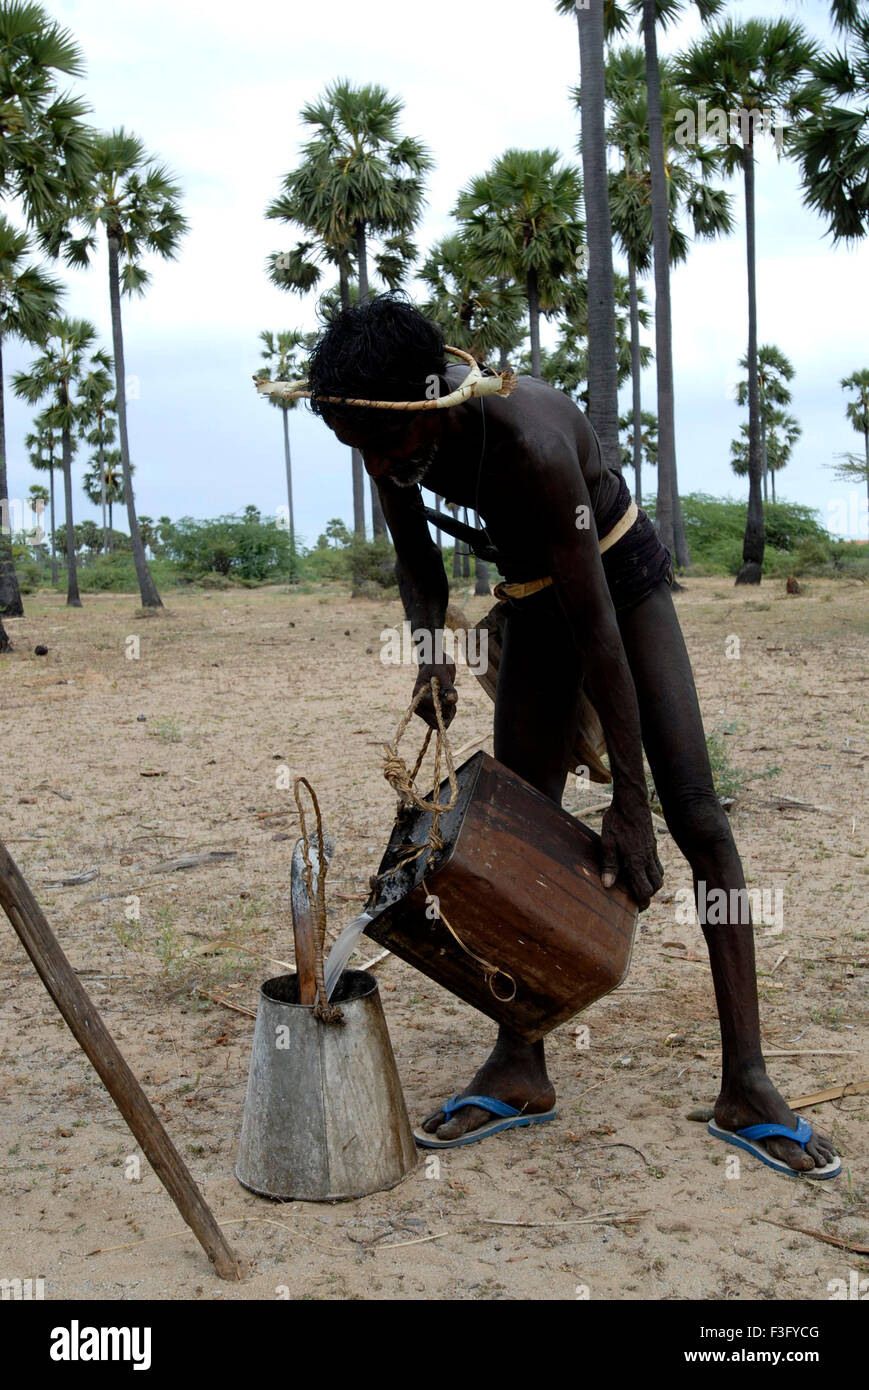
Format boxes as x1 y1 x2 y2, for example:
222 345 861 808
707 1116 841 1178
413 1094 558 1149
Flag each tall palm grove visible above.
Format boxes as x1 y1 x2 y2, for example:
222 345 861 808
1 0 868 652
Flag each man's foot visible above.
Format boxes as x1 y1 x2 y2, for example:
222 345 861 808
714 1066 838 1173
421 1035 556 1143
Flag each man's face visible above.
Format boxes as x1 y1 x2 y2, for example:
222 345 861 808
328 411 441 487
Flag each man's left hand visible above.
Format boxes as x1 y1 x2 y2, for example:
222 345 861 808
600 797 664 911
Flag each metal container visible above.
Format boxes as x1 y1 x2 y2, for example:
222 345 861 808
235 969 418 1201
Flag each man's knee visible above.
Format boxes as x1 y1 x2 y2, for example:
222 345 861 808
661 785 734 862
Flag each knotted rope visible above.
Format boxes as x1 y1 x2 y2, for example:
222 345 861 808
293 776 343 1023
381 677 458 871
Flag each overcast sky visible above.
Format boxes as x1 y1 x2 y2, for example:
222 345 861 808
5 0 869 542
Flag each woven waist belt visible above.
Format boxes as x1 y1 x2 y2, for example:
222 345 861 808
493 500 640 601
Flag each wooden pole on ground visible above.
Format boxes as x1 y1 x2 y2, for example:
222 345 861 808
0 838 242 1281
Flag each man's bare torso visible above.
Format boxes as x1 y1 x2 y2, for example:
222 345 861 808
381 370 622 579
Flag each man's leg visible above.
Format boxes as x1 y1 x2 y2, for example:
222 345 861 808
616 582 837 1172
421 591 581 1140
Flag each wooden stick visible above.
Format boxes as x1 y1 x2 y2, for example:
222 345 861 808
197 989 256 1020
757 1219 869 1256
790 1079 869 1108
694 1048 858 1060
0 838 242 1282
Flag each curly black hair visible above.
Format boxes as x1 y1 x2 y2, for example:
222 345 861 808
307 294 447 430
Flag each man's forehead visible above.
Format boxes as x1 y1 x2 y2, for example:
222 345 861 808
330 411 417 447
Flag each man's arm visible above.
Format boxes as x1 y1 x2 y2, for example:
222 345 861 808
518 427 663 908
377 479 458 729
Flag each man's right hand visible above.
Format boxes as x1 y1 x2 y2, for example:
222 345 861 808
413 662 457 730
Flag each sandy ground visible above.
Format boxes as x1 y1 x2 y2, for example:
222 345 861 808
0 575 866 1302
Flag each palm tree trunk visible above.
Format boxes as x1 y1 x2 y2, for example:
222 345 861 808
736 139 764 586
99 437 107 553
864 425 869 510
107 232 162 608
354 222 387 538
61 420 81 608
576 1 622 473
628 258 643 505
49 459 57 585
771 467 776 504
355 221 369 304
761 408 768 505
281 406 296 581
642 0 680 559
0 332 23 617
527 267 542 379
108 498 113 540
340 265 366 541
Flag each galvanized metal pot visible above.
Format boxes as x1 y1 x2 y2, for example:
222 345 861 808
235 969 418 1201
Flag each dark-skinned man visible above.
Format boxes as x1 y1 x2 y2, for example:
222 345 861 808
300 295 840 1179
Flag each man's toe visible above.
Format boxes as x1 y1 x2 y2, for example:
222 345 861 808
421 1108 447 1134
435 1105 490 1141
764 1135 814 1171
806 1134 836 1167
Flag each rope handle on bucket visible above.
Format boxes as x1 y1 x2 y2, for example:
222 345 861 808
377 680 517 1005
293 776 343 1023
381 677 459 871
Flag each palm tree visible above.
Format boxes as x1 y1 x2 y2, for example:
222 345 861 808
834 369 869 508
558 0 630 470
420 234 526 593
0 2 93 227
604 43 733 542
420 234 526 364
268 83 430 540
534 269 650 409
793 7 869 244
26 410 60 583
27 480 48 534
77 347 116 552
293 81 431 538
621 0 724 565
677 18 818 584
258 329 308 581
765 408 801 503
267 197 364 542
0 215 63 614
27 479 48 557
620 408 658 506
733 344 796 504
731 408 801 504
14 317 99 606
46 129 189 608
455 149 583 379
83 448 126 543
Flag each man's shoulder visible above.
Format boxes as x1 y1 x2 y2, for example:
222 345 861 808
492 377 593 464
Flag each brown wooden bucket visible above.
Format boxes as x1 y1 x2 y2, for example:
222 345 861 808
364 752 638 1041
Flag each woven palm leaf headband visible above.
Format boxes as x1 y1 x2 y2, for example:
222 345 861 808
253 345 516 412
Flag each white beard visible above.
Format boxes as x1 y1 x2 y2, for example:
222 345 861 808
389 439 439 488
